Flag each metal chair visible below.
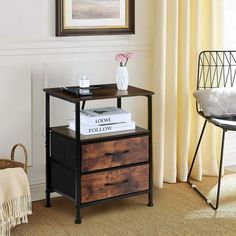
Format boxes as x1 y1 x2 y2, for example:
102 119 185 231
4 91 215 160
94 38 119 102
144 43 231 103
187 50 236 210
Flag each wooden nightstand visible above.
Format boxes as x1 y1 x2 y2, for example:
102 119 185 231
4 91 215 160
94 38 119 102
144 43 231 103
43 84 154 224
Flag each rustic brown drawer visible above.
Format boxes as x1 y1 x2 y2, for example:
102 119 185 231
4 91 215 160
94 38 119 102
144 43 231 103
81 136 149 172
81 164 149 203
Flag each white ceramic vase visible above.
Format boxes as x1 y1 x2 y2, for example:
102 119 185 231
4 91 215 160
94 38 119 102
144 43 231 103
116 66 129 90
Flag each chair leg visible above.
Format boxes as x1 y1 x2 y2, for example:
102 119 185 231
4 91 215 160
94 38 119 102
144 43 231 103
211 129 226 210
187 127 226 210
187 120 208 180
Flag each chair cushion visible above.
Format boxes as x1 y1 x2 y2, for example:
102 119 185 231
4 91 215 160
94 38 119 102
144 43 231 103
210 116 236 130
193 87 236 117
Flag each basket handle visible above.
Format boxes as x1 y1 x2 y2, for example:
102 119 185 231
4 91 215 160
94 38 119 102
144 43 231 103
11 143 28 173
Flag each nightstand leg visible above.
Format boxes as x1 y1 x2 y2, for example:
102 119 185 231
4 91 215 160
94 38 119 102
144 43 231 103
45 94 52 208
45 191 52 207
147 95 153 207
148 191 153 207
75 208 81 224
75 102 82 224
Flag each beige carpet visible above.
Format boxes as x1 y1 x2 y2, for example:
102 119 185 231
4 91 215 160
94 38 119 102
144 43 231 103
11 172 236 236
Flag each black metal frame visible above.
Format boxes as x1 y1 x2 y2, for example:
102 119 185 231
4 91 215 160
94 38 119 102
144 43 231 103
147 95 153 207
45 94 52 208
45 92 153 223
75 102 81 223
187 51 236 210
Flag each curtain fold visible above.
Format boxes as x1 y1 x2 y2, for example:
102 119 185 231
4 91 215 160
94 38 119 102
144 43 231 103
153 0 223 188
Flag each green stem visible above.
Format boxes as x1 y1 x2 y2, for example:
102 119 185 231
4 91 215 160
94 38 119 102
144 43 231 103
124 58 128 67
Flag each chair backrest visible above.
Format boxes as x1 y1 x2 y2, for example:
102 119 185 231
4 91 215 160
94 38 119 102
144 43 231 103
197 51 236 90
196 51 236 115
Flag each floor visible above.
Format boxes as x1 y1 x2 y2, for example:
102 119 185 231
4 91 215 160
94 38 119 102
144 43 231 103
11 171 236 236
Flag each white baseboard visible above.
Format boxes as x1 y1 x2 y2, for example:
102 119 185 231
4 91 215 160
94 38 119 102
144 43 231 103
30 182 60 202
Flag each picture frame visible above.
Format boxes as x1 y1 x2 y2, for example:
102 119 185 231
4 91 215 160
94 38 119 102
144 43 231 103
56 0 135 36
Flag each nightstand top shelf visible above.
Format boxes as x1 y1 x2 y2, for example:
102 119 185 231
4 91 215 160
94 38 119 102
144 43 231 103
43 84 154 103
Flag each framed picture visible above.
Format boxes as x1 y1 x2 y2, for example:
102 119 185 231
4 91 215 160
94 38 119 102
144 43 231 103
56 0 135 36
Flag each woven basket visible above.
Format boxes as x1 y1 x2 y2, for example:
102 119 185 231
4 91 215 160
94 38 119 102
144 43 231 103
0 144 28 173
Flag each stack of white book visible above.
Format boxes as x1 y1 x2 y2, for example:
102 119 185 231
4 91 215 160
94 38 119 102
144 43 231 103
68 106 135 135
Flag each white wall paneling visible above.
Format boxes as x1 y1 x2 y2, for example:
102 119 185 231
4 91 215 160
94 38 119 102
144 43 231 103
0 0 153 43
0 0 154 201
0 64 32 165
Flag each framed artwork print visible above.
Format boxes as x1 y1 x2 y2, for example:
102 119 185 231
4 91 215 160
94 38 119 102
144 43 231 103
56 0 135 36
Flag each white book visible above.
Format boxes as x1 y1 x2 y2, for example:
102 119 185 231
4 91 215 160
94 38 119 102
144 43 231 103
80 106 131 125
68 120 135 135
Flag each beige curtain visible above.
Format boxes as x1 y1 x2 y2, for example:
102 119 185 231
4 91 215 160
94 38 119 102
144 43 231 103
153 0 223 188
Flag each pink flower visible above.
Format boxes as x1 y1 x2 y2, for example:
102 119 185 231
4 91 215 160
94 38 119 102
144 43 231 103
115 53 127 63
124 52 134 59
115 52 134 67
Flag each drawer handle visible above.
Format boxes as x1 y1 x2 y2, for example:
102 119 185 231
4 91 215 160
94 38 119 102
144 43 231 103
104 179 129 186
105 150 129 156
